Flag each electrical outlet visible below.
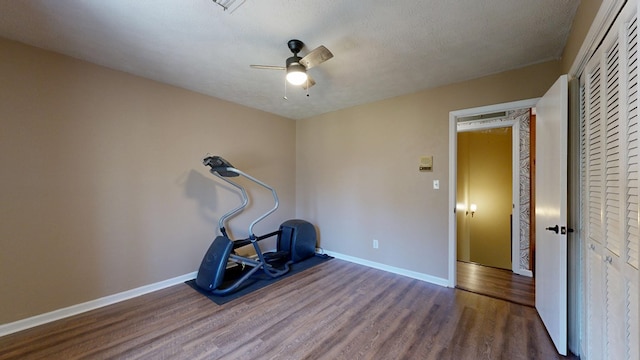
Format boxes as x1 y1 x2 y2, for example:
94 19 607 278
373 239 379 249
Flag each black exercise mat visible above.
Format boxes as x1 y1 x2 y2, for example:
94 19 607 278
186 253 332 305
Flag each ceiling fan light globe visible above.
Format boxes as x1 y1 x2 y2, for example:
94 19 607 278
286 63 308 85
287 71 308 85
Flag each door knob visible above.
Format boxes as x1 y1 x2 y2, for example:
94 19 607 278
545 225 559 234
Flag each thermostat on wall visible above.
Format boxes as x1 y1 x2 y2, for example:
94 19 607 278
419 156 433 172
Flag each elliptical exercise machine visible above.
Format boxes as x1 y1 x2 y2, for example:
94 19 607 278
195 155 317 295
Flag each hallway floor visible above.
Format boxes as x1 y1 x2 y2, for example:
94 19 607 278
456 261 535 307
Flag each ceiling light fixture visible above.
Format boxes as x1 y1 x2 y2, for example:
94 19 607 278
286 62 308 85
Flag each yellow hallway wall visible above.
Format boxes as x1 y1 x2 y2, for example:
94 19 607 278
457 129 513 270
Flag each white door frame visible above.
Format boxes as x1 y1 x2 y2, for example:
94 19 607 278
448 98 539 287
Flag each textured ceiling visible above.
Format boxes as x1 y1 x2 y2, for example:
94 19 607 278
0 0 580 120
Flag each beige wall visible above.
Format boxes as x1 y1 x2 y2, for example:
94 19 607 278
296 60 562 279
295 0 600 281
562 0 604 73
0 38 296 324
1 0 603 327
457 129 513 270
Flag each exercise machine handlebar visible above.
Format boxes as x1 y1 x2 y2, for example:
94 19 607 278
203 155 279 240
203 156 247 235
203 156 238 177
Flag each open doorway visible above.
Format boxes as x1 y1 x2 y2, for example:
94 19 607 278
456 126 513 269
448 100 537 306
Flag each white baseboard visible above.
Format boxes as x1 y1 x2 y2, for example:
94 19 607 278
1 252 451 337
515 269 534 278
323 250 450 287
0 271 197 337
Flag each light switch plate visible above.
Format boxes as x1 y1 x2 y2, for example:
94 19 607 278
433 180 439 189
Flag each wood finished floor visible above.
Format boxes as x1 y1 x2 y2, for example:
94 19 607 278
456 261 536 307
0 259 573 360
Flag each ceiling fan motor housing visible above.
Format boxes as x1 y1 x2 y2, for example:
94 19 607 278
286 56 303 68
287 39 304 55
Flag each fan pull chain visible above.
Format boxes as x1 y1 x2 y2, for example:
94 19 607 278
283 77 288 100
306 78 310 97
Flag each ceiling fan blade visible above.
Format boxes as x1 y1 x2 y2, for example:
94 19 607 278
302 74 316 90
250 65 286 70
300 45 333 70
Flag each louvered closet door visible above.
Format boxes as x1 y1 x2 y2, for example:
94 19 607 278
624 9 640 360
584 39 607 360
580 1 640 359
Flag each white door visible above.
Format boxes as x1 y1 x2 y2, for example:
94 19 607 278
535 74 569 355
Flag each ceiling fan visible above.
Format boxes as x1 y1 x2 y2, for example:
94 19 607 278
250 39 334 89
